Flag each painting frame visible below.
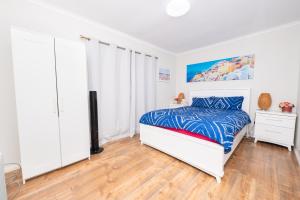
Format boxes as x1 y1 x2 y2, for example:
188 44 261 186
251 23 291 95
159 68 171 82
186 54 255 82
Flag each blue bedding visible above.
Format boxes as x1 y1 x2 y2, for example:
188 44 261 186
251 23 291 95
139 106 251 153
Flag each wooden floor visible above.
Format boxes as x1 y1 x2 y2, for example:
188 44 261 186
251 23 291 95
8 136 300 200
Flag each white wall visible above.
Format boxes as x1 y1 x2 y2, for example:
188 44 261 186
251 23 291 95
0 0 176 165
176 23 300 134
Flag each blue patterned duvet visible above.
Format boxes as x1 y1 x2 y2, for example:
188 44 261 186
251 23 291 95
139 106 251 153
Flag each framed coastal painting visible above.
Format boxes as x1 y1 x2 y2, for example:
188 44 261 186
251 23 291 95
159 68 170 81
186 54 255 82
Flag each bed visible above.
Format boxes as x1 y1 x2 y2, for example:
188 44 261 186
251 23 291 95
139 89 251 183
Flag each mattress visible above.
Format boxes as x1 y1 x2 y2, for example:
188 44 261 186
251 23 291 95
140 106 251 153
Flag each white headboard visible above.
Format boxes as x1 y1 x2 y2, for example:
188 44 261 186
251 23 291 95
189 88 251 114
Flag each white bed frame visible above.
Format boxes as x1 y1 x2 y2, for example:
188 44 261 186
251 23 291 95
140 88 251 183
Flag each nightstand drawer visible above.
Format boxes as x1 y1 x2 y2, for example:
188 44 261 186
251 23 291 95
256 115 295 128
255 124 294 144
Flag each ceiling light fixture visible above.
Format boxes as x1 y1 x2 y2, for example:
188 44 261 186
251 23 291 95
166 0 191 17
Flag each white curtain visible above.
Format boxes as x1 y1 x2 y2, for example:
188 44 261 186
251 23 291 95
85 40 157 142
145 55 157 111
85 40 100 91
134 53 157 133
129 53 136 136
86 41 131 142
135 53 146 132
116 47 131 136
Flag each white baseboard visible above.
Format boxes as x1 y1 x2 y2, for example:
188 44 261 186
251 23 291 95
295 150 300 166
100 132 132 145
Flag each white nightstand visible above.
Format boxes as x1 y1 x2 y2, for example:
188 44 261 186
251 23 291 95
169 102 188 108
254 110 297 151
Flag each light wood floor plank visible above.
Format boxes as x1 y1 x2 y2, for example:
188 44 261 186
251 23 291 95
7 136 300 200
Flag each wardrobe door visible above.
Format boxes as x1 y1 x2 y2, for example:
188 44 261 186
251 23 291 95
11 28 61 180
55 38 90 166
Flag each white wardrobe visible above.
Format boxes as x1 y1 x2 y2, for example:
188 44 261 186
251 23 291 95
11 28 90 182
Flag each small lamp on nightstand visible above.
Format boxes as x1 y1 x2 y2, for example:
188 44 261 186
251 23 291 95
174 92 185 104
258 93 272 110
171 92 187 108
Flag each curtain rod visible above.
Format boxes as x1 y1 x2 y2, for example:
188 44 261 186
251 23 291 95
80 35 158 59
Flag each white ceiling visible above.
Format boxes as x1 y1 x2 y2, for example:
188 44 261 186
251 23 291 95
37 0 300 53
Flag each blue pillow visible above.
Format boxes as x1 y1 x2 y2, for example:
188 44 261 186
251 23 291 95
211 96 244 110
191 96 215 108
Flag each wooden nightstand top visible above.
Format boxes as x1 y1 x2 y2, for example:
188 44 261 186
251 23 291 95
256 110 297 117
